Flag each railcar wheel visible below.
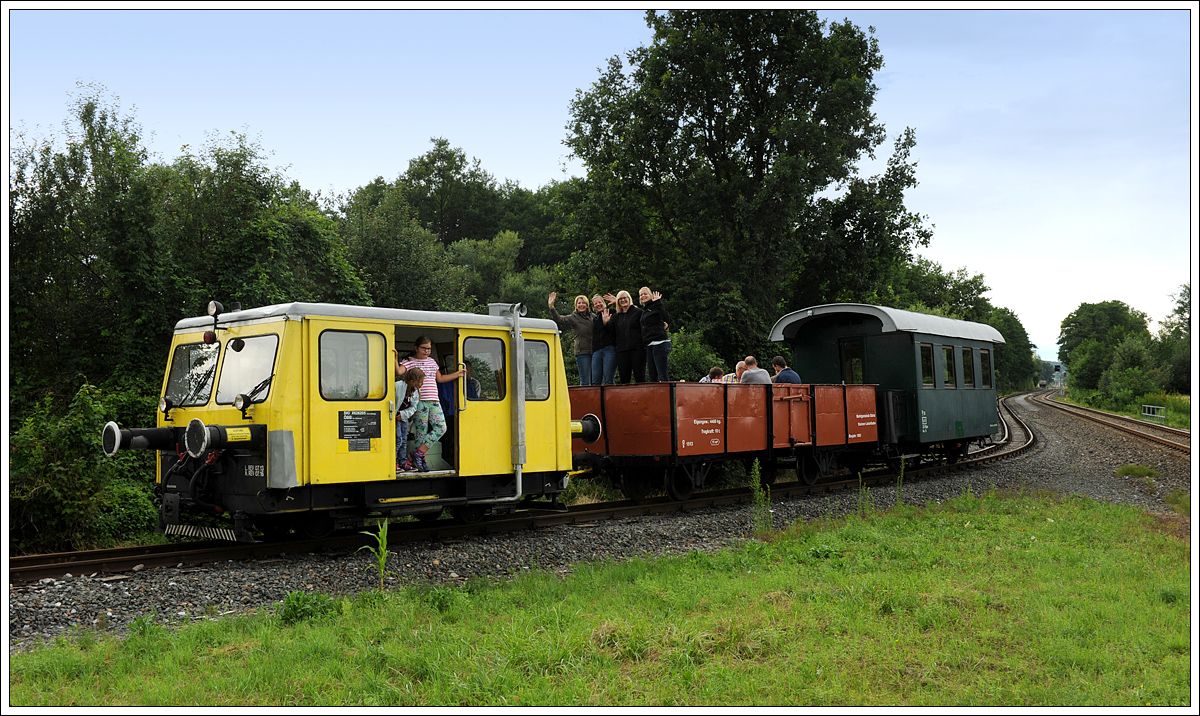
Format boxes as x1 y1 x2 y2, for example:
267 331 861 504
452 505 487 524
798 455 820 486
256 515 294 541
299 512 335 539
619 471 652 503
416 509 443 523
666 467 694 502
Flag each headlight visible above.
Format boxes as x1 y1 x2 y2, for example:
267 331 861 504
207 300 224 316
159 397 174 414
233 394 249 411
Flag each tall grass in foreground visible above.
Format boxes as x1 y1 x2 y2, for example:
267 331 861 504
10 492 1190 707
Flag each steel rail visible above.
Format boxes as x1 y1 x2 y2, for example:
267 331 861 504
10 396 1037 585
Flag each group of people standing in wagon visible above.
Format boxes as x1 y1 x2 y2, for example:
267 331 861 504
548 287 671 385
549 288 805 388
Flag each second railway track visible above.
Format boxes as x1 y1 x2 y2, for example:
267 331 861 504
1031 390 1189 453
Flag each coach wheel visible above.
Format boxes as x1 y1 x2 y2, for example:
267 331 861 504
619 471 651 503
299 512 335 540
798 455 820 486
666 466 694 502
946 443 966 464
452 505 487 525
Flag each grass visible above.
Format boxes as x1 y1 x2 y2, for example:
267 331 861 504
10 491 1190 706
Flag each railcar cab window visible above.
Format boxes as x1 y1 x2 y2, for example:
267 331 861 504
942 345 957 389
920 344 935 388
524 340 551 400
980 349 993 389
319 330 387 400
464 337 505 401
961 347 975 388
165 341 220 406
216 335 279 404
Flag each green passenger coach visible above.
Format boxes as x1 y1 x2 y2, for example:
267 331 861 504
770 303 1006 463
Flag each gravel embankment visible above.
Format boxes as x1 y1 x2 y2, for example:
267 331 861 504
8 394 1189 654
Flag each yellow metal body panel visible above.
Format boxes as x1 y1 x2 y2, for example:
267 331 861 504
305 318 393 485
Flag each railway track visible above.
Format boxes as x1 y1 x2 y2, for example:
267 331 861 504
10 394 1037 585
1032 390 1189 453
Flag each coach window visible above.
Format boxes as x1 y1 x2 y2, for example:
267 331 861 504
319 330 386 400
942 345 957 389
841 339 864 384
980 349 993 389
524 339 551 400
463 337 505 401
920 344 935 388
961 347 975 389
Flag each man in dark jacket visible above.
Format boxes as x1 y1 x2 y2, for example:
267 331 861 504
771 356 801 384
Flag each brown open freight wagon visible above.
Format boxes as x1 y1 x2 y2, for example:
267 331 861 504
569 382 878 500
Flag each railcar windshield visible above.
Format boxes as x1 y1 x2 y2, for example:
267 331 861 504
165 341 220 406
216 334 280 404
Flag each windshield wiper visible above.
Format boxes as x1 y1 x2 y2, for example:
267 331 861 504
243 374 274 404
177 360 218 407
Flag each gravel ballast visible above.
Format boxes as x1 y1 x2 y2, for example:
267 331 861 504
8 395 1190 654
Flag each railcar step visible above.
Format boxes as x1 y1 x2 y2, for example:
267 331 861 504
395 468 457 479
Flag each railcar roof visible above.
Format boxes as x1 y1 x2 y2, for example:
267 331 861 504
173 302 559 333
769 303 1006 344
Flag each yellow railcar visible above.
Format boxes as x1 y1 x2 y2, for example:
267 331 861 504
103 301 577 541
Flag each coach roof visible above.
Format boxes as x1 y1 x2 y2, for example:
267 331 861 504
769 303 1006 344
174 302 559 333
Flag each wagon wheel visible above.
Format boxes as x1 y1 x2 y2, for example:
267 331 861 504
665 466 694 502
798 454 821 486
618 470 652 503
839 453 867 477
452 505 487 525
758 462 778 488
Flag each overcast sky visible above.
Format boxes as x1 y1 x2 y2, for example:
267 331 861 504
7 7 1196 361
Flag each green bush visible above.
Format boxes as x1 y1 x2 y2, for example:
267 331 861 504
1098 367 1162 411
9 382 158 554
277 591 343 626
667 326 725 382
92 480 158 547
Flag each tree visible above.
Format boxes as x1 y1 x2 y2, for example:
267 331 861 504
399 137 503 245
1057 300 1150 367
447 230 526 306
565 10 929 361
882 257 993 322
9 85 166 414
984 307 1040 392
337 177 469 312
1154 283 1190 394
